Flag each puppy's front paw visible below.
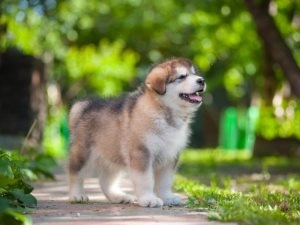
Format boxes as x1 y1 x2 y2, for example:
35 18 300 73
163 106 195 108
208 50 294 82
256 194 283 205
162 195 183 206
69 194 89 203
108 192 134 204
138 194 163 208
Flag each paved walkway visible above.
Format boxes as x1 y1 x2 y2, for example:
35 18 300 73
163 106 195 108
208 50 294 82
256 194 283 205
30 169 236 225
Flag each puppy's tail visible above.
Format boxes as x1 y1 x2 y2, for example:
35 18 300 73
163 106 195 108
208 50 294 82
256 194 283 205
69 101 88 131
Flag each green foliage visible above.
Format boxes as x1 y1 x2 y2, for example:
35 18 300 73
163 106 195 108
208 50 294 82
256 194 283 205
43 107 69 158
256 100 300 139
65 40 139 96
1 0 299 103
0 150 56 225
1 5 139 99
0 0 294 99
175 149 300 225
1 0 300 101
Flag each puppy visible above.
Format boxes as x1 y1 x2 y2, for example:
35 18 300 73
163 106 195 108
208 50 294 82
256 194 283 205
68 58 205 207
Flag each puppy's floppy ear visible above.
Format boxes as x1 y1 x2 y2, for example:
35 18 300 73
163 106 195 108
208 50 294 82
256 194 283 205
145 67 168 95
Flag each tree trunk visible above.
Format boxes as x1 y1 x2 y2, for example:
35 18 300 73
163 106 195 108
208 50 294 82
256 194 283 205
244 0 300 98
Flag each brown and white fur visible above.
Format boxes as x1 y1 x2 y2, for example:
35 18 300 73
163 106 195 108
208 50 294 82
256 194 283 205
68 58 205 207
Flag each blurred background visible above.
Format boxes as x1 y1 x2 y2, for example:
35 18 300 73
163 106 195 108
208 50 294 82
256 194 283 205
0 0 300 158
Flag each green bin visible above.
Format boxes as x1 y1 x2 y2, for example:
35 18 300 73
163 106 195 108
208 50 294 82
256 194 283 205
220 107 259 151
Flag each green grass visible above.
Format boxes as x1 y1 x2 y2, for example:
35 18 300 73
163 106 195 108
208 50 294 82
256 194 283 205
175 149 300 225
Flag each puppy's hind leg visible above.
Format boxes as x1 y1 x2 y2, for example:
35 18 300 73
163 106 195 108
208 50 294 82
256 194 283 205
68 145 90 203
97 161 134 204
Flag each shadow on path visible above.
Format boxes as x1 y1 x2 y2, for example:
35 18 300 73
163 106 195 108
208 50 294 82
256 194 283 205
30 169 236 225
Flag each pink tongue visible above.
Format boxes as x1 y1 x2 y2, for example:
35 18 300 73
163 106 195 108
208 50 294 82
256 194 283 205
188 94 202 102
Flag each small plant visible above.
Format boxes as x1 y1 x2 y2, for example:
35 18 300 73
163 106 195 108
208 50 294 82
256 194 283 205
0 149 56 225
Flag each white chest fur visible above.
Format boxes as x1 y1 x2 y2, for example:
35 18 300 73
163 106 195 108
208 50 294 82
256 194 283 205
144 115 190 167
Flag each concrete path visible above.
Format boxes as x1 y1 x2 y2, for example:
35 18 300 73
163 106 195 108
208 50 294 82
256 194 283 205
30 169 236 225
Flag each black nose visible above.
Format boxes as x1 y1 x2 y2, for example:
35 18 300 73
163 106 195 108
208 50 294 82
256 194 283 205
197 78 205 85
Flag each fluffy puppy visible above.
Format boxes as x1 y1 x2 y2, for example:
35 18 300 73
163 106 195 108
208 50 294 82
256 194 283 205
68 58 205 207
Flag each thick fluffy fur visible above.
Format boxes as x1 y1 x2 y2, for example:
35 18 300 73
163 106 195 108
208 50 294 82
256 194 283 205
68 58 205 207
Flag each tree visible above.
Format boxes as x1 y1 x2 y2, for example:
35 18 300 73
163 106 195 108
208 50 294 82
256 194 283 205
1 0 300 150
244 0 300 98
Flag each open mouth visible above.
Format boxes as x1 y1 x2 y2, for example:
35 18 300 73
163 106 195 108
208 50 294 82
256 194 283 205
179 90 203 104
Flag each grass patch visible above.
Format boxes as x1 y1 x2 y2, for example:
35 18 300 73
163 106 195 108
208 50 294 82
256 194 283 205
175 149 300 225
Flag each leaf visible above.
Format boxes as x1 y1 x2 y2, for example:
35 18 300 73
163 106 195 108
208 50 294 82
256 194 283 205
0 197 10 213
20 169 37 181
0 209 32 225
32 167 54 180
0 175 16 188
34 154 57 169
0 159 14 179
9 190 37 208
19 182 34 195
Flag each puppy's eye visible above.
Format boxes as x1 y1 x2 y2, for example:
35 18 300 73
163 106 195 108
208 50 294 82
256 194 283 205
178 74 187 80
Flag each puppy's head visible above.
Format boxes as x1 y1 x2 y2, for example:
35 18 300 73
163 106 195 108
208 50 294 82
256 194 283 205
145 58 206 109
